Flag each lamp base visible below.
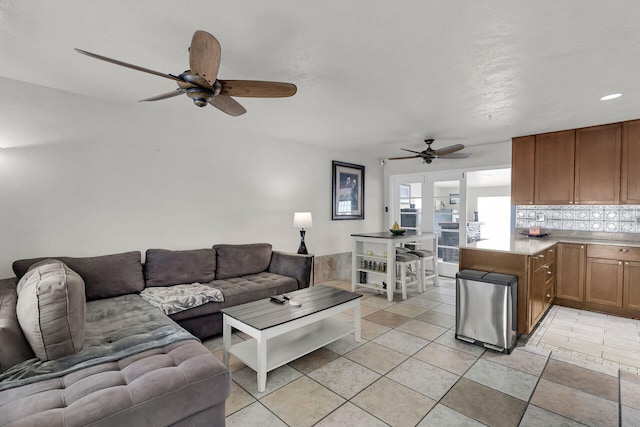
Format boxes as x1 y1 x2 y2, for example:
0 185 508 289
297 229 308 255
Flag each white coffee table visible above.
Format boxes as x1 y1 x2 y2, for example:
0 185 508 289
221 285 361 392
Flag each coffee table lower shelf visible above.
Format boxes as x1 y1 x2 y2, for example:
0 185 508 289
228 317 353 373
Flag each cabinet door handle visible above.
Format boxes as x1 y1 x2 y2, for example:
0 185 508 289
619 261 623 265
548 249 554 253
625 262 630 266
539 254 545 259
620 248 629 253
547 271 553 275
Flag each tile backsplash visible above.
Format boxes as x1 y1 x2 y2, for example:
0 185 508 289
515 205 640 233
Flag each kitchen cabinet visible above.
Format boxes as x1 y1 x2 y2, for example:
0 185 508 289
511 118 639 205
535 130 576 204
529 246 556 328
575 123 622 204
621 119 640 203
511 136 535 204
586 245 640 312
556 243 585 302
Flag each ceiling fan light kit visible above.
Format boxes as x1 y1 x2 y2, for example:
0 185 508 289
388 139 471 164
75 30 296 116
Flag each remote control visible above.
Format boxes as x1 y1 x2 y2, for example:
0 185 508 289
270 296 286 304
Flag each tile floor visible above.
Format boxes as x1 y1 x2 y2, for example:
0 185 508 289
204 278 640 426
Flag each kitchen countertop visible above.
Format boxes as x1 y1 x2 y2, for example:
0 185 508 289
462 233 640 255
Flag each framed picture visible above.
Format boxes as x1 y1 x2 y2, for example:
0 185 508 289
332 161 365 220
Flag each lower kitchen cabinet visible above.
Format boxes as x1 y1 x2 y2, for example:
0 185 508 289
586 258 624 307
529 248 556 328
556 243 586 301
623 261 640 310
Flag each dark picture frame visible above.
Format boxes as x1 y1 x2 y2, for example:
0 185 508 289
332 161 365 220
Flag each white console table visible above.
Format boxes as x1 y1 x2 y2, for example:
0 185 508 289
351 231 437 301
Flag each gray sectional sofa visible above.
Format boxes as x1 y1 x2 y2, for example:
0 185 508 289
0 243 312 426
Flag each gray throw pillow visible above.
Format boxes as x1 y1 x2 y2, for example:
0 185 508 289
16 259 86 361
145 248 217 287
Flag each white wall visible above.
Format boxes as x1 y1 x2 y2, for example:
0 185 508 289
0 78 383 278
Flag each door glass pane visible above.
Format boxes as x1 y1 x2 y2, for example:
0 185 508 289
434 180 460 265
399 182 422 230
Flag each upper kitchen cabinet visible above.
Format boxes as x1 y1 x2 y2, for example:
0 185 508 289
511 136 535 204
621 119 640 204
534 130 576 204
511 118 638 205
575 123 622 204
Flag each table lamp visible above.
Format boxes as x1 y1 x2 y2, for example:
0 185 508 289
293 212 313 254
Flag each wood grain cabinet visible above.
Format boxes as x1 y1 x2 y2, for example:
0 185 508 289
621 119 640 204
511 119 639 205
556 243 586 301
575 123 622 204
586 245 640 312
529 246 556 328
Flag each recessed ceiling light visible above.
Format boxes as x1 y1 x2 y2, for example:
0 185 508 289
600 93 622 101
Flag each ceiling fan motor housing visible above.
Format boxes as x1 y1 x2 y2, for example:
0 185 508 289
179 71 222 107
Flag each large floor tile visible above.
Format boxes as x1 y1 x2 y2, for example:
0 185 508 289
395 318 448 341
620 371 640 411
225 381 256 416
364 310 411 328
287 347 340 374
232 364 302 398
440 378 528 427
403 296 443 310
383 301 427 317
373 328 429 355
225 401 288 427
345 341 408 374
307 356 380 399
323 332 365 355
519 404 585 427
417 404 485 426
541 359 618 402
622 405 640 427
464 358 539 401
530 378 618 427
413 342 479 375
260 376 345 427
351 377 436 427
481 346 549 376
314 402 389 427
387 357 460 400
414 310 456 328
359 318 391 340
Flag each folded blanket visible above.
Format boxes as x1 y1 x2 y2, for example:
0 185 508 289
140 283 224 315
0 294 195 391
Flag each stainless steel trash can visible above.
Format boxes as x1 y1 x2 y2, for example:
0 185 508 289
455 269 517 354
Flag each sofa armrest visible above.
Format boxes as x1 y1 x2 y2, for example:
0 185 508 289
268 251 313 288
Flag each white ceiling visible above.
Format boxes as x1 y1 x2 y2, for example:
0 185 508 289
2 1 639 158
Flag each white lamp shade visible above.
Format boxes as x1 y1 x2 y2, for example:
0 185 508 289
293 212 313 228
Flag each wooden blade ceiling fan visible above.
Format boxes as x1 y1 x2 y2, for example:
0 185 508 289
388 139 471 164
75 30 296 117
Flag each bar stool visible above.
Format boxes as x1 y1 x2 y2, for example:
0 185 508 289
395 252 422 299
407 247 440 287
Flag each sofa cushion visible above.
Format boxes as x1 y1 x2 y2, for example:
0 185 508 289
145 248 216 287
16 260 86 361
213 243 272 279
0 278 35 373
13 251 144 301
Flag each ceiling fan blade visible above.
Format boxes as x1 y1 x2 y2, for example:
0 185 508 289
139 89 186 102
388 155 421 160
438 152 471 159
189 30 221 85
401 148 424 155
432 144 465 156
209 95 246 116
75 48 183 82
220 80 297 98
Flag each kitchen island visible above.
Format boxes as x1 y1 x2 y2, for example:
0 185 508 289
461 232 640 334
351 231 437 301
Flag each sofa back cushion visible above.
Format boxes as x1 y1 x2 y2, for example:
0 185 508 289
0 278 35 372
145 248 217 287
213 243 272 279
16 260 86 361
13 251 144 301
